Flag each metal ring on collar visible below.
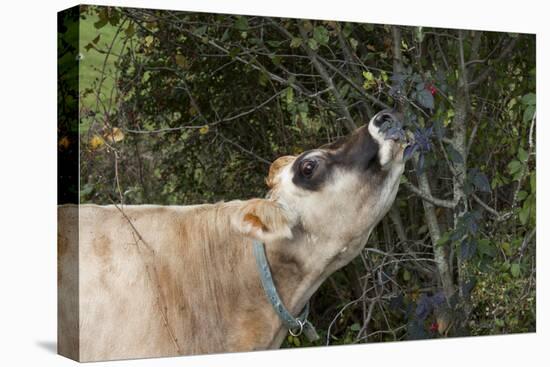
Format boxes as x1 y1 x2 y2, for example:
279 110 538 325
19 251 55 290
288 319 305 337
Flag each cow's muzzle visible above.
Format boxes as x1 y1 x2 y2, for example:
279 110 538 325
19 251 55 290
373 110 407 143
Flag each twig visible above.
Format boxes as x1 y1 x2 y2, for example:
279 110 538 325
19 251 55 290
512 110 536 207
218 132 271 165
125 90 284 135
472 194 512 221
297 23 356 131
517 227 536 260
404 181 457 209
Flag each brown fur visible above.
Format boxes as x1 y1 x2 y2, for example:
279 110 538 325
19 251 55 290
58 201 293 361
265 155 296 189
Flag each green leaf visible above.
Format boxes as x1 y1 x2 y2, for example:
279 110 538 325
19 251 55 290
196 25 209 37
416 89 435 109
229 47 240 58
307 38 319 50
313 26 330 45
511 263 521 278
478 239 496 258
234 16 249 31
271 55 282 66
472 171 491 193
80 184 94 200
349 38 358 50
125 23 135 37
517 190 528 201
350 323 361 331
297 102 309 114
447 145 464 164
501 242 512 256
523 105 535 124
403 269 411 281
521 92 536 106
363 71 374 81
436 232 450 246
142 35 154 48
290 37 303 48
93 18 108 29
519 206 530 225
518 147 529 163
507 160 522 175
285 87 294 105
175 54 188 68
460 239 477 260
266 40 283 48
107 11 120 26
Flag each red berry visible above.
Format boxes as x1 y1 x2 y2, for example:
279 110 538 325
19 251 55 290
430 322 439 332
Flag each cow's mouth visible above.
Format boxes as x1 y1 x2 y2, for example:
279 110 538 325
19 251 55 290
380 113 407 143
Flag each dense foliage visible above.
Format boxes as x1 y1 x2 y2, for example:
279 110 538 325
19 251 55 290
75 5 536 345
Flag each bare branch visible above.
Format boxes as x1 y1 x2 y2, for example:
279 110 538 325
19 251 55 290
125 90 284 134
404 181 457 209
297 24 356 131
512 110 536 207
469 37 518 88
471 194 512 221
218 133 272 165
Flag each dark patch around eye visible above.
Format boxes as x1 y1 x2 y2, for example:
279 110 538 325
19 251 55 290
291 124 386 192
291 153 332 192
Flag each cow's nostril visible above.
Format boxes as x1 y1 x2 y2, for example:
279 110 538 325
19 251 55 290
373 112 394 128
372 108 401 128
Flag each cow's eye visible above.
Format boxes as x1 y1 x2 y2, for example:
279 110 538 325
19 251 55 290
300 159 317 178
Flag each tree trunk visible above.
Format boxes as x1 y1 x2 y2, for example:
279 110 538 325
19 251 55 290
391 25 455 300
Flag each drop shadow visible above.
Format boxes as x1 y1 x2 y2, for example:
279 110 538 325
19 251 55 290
36 340 57 354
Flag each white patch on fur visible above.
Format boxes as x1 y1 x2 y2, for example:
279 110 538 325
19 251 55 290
368 116 393 168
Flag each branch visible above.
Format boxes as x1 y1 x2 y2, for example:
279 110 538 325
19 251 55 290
458 30 470 105
517 227 536 260
218 132 271 165
297 24 356 131
404 181 457 209
512 110 536 207
469 37 518 88
317 55 391 110
124 10 318 99
124 90 284 134
471 194 512 221
465 97 487 159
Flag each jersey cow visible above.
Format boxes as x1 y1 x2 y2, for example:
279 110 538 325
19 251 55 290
58 109 406 361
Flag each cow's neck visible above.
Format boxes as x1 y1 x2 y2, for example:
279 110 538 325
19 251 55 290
261 234 355 348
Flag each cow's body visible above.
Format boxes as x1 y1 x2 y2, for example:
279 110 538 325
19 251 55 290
58 110 406 361
59 202 296 361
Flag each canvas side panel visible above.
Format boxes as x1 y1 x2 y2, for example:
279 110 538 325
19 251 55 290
57 5 80 362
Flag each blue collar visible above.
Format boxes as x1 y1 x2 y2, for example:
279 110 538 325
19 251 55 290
252 240 319 342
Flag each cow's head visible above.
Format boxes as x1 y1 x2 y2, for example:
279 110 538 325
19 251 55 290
234 109 406 267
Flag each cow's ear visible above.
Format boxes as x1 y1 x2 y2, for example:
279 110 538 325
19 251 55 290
265 155 296 189
233 199 297 243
